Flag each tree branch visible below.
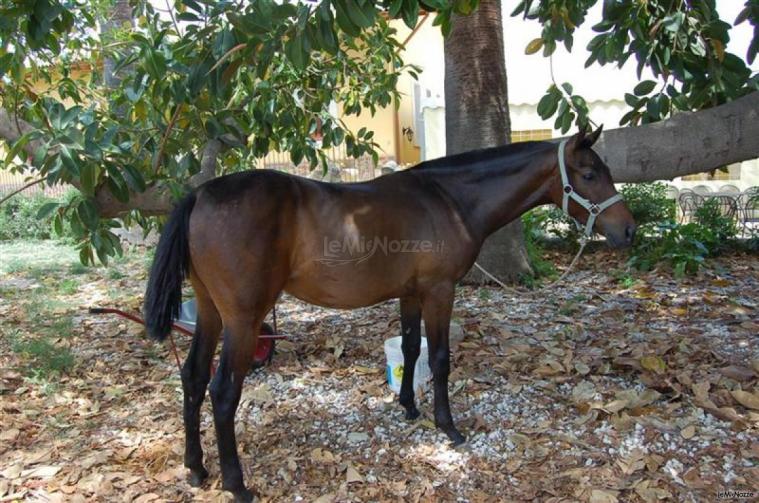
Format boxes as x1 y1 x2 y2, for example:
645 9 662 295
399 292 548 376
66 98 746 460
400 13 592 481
596 91 759 183
4 92 759 218
0 108 44 157
191 138 223 186
95 138 224 218
0 177 45 207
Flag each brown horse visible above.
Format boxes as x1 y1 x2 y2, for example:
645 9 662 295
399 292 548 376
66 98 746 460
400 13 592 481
144 127 635 502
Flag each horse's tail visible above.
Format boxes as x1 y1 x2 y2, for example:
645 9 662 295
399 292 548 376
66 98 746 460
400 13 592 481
143 192 197 341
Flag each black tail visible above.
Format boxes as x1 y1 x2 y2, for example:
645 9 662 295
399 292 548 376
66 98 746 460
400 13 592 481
143 192 197 341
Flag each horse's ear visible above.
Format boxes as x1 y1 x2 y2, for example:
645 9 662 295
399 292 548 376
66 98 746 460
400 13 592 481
581 124 603 148
565 127 588 152
566 124 603 152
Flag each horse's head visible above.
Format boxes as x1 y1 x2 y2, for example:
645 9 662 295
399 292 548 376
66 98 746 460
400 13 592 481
550 126 636 248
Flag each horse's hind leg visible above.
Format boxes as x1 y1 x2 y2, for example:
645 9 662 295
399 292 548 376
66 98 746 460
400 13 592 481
209 311 268 503
181 282 221 486
399 296 422 420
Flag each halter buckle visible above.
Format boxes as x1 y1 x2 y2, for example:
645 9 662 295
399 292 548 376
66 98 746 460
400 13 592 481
589 204 600 215
563 185 573 194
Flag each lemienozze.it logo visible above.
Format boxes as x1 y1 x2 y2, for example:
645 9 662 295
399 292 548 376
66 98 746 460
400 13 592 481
316 236 444 266
716 489 755 500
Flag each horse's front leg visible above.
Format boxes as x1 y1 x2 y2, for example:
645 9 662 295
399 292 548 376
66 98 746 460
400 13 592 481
209 316 261 503
399 296 422 420
421 282 465 445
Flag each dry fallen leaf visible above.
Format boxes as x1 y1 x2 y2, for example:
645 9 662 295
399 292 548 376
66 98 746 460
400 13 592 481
603 399 629 414
640 356 667 374
345 464 363 484
589 488 619 503
718 365 756 382
21 465 60 479
731 390 759 410
680 425 696 439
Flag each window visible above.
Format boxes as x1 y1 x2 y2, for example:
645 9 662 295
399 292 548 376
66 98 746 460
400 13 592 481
511 129 553 143
682 164 741 181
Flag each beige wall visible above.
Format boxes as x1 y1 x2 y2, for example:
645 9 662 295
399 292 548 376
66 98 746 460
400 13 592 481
339 16 444 166
340 103 396 162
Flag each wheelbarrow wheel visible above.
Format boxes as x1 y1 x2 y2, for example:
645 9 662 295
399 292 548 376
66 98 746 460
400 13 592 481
250 322 275 371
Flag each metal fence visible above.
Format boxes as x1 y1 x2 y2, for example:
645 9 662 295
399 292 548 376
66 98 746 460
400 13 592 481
0 170 69 198
1 146 384 201
258 144 382 183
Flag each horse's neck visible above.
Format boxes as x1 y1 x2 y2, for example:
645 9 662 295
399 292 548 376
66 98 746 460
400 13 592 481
423 152 555 242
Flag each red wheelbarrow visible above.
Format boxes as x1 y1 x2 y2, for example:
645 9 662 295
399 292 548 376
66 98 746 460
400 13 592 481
89 300 287 373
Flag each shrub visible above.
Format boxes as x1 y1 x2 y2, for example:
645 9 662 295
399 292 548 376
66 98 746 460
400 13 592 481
520 210 557 286
0 190 78 242
628 222 710 277
692 198 738 249
619 182 676 226
0 193 56 240
628 199 739 277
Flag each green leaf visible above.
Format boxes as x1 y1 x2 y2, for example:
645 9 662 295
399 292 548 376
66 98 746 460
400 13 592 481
334 0 361 37
77 199 99 230
633 80 657 96
122 165 146 192
646 95 660 119
4 131 38 166
53 213 64 236
537 91 559 118
525 38 543 55
79 164 99 195
402 0 420 28
624 93 639 107
36 202 60 220
343 0 375 28
285 35 308 70
389 0 403 18
662 12 684 33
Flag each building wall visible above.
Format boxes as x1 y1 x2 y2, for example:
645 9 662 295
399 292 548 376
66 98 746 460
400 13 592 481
340 103 396 162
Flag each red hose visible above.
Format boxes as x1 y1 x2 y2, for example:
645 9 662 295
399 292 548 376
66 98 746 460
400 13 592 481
89 307 286 375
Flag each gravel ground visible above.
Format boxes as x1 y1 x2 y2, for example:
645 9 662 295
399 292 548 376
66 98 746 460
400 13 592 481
1 247 757 502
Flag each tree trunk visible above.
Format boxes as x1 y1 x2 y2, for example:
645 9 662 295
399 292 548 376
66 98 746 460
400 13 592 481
444 0 532 284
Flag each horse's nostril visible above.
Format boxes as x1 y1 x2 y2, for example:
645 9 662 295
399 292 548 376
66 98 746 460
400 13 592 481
625 224 636 241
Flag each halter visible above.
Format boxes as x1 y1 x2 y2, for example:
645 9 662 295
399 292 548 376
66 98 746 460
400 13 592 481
558 139 624 242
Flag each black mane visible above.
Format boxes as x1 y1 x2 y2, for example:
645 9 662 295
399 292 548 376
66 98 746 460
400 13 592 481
410 140 555 172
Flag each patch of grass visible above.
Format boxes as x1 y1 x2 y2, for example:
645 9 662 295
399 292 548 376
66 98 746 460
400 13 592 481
9 330 75 378
107 268 126 280
558 294 588 316
478 288 492 301
49 316 74 337
611 269 636 288
69 262 90 275
0 240 79 274
58 278 79 295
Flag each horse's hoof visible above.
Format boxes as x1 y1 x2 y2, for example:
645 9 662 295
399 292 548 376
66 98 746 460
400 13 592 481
404 406 420 421
443 428 466 446
187 466 208 487
232 487 256 503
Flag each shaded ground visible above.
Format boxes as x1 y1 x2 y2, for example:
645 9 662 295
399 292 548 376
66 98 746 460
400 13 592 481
0 240 757 502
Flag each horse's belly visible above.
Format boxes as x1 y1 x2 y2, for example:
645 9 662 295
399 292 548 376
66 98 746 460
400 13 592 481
283 266 407 309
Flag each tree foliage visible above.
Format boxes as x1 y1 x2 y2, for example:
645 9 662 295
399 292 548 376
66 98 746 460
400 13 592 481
0 0 757 265
516 0 759 132
0 0 462 263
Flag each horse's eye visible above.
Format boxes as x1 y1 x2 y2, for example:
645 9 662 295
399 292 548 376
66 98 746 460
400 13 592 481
582 172 595 181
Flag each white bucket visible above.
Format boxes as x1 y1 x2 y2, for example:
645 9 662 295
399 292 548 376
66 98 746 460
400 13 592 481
384 336 431 394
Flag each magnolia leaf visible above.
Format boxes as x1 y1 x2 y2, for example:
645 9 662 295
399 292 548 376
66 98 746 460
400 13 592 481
731 390 759 411
525 38 543 55
640 355 666 374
